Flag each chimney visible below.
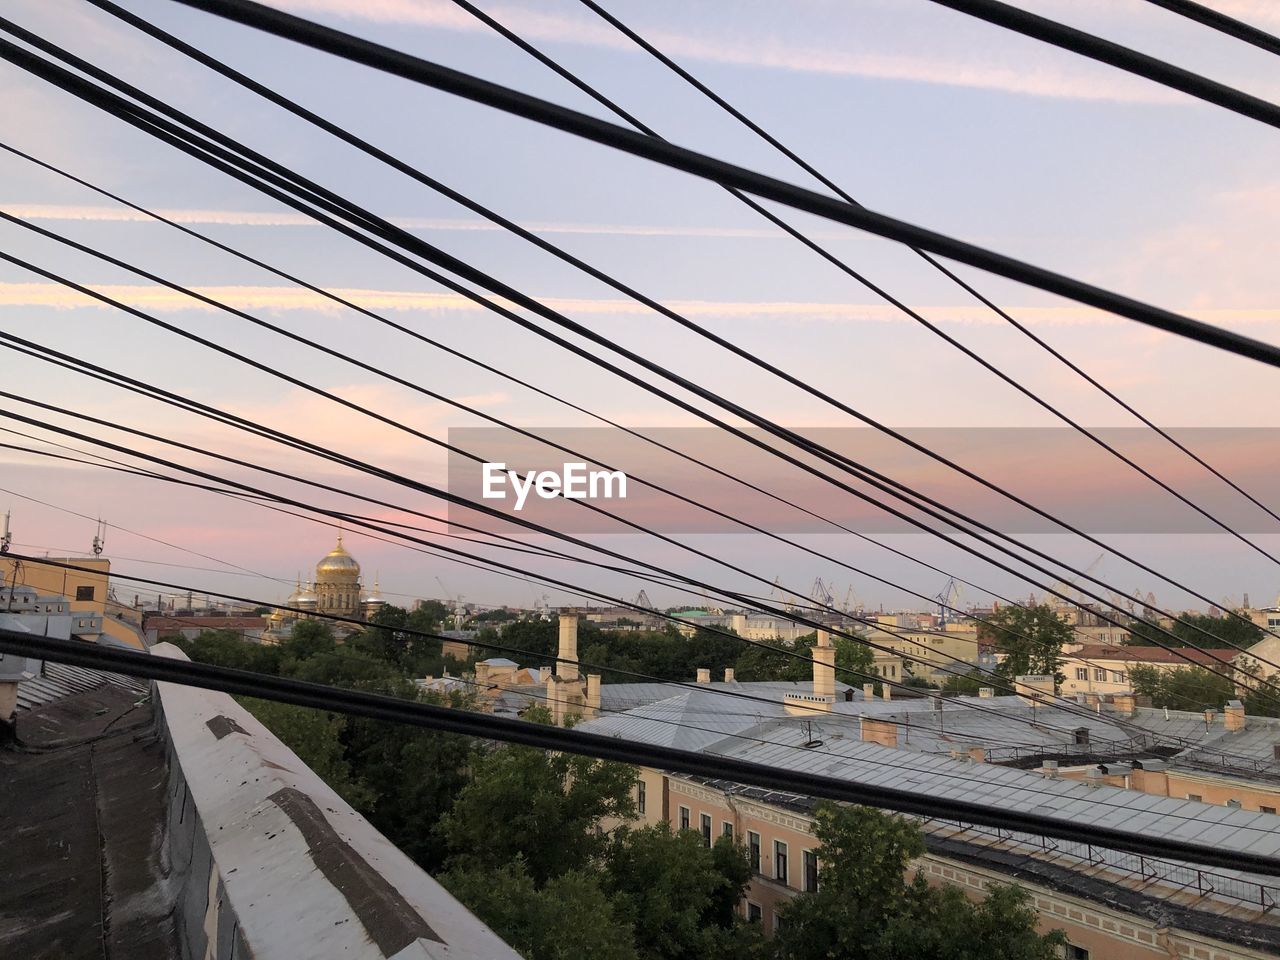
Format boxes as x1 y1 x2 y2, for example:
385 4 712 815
978 687 994 698
859 716 898 748
475 661 490 684
1014 675 1054 706
723 667 735 683
696 668 711 684
557 611 580 681
1225 699 1246 732
585 674 601 719
1113 691 1136 717
863 682 875 700
882 684 892 701
812 629 836 699
1041 760 1059 778
967 745 986 764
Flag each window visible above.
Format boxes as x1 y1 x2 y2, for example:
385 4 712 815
679 805 690 830
1093 668 1107 682
636 781 646 815
1111 671 1126 684
747 831 761 872
803 850 819 892
1075 668 1088 681
1262 806 1277 815
1187 793 1202 802
75 585 95 601
700 813 712 846
1061 945 1089 960
746 902 762 923
722 821 734 839
774 840 789 885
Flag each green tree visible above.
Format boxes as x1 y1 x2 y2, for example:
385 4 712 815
601 825 757 960
774 804 1064 960
343 697 476 872
440 709 638 883
1128 664 1236 711
941 669 985 695
985 605 1071 688
444 861 637 960
1126 613 1261 649
240 698 370 807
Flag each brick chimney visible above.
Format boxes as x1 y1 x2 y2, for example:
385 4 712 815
1225 699 1246 732
585 674 601 719
557 611 580 681
863 682 875 700
696 668 711 684
978 687 994 698
812 629 836 699
723 667 735 683
1113 691 1136 717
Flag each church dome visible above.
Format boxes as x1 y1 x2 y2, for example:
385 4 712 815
316 535 360 579
296 581 319 608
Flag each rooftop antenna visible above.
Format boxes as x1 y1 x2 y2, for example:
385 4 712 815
0 509 11 554
91 518 105 557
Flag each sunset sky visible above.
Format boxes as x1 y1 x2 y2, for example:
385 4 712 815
3 0 1280 614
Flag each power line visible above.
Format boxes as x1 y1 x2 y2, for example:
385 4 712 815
568 0 1280 539
6 25 1277 695
920 0 1280 127
15 11 1274 667
5 24 1274 701
1142 0 1280 56
144 0 1280 366
8 387 1275 742
3 626 1279 877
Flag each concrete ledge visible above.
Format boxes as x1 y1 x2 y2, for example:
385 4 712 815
150 643 520 960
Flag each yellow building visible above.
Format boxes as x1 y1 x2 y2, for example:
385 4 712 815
0 555 144 649
862 621 981 672
1059 643 1235 696
263 536 387 641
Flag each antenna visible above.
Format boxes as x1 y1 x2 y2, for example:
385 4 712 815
91 518 105 557
0 509 11 554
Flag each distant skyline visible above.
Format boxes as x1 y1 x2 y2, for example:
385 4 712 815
3 0 1280 613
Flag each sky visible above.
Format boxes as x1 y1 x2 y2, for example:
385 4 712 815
3 0 1280 615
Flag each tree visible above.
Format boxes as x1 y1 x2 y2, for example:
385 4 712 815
1128 664 1236 712
985 605 1071 688
444 861 638 960
941 669 985 696
1126 613 1261 650
440 707 638 883
774 804 1064 960
343 696 476 872
601 825 757 960
240 698 370 807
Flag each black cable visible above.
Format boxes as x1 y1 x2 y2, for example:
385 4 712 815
4 627 1279 877
5 141 1135 658
138 0 1280 366
4 30 1273 685
5 33 1263 678
570 0 1280 538
7 388 1209 735
93 0 1280 601
3 350 1196 726
8 381 1273 749
1143 0 1280 56
921 0 1280 126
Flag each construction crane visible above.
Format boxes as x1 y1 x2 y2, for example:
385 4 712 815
634 589 655 610
811 577 835 609
935 577 963 626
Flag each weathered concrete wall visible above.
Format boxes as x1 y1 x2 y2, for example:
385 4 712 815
150 643 521 960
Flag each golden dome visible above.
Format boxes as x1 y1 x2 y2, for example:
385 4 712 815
316 535 361 579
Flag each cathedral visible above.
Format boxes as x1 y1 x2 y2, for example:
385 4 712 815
264 534 386 641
